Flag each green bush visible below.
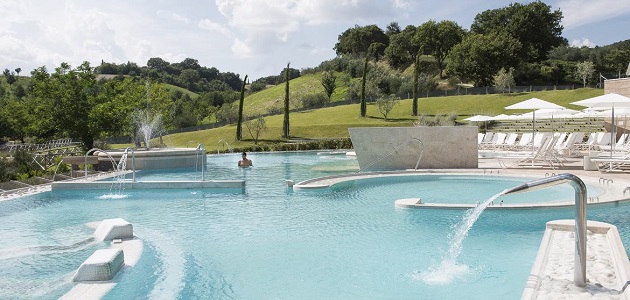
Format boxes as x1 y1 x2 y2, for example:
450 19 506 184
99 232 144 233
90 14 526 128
301 93 329 109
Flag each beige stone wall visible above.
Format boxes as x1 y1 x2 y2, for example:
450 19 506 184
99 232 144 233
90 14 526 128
605 78 630 97
348 127 478 170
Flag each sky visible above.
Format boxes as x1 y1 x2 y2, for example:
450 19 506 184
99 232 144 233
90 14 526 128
1 0 629 81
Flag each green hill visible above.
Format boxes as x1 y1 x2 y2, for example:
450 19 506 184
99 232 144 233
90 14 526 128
242 72 351 115
157 88 603 151
163 84 199 98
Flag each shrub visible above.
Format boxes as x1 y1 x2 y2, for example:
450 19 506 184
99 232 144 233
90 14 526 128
301 93 329 109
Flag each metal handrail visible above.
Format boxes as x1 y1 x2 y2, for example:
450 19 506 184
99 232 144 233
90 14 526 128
196 144 206 181
356 138 424 173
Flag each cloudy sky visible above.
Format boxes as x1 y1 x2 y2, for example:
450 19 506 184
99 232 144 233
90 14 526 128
1 0 629 80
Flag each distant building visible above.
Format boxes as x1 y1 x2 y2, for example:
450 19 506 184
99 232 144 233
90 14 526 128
604 62 630 97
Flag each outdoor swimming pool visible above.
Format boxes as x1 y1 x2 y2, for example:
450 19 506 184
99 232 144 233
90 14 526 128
0 151 628 299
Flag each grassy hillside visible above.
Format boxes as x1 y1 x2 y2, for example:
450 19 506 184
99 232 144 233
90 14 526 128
242 72 351 115
152 88 603 151
163 83 199 98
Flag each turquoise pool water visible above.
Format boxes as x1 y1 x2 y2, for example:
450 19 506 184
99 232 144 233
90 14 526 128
0 151 628 299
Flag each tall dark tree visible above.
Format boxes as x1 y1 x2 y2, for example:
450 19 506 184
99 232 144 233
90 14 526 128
282 62 290 138
412 51 421 116
471 2 565 62
360 43 379 117
236 75 248 141
14 67 21 76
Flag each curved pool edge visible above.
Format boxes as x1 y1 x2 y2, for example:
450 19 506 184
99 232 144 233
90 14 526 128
294 168 630 209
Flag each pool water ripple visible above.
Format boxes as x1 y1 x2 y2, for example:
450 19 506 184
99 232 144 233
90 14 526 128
0 152 629 299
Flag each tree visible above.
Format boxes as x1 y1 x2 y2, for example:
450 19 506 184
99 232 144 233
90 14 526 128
385 22 401 36
414 20 465 78
2 69 16 86
384 25 419 70
334 24 389 58
147 57 170 71
321 71 336 104
575 61 595 87
29 62 102 149
360 51 369 117
14 68 21 76
245 115 267 144
282 62 290 138
446 31 521 86
376 94 398 121
236 75 248 140
412 51 420 116
471 2 565 62
493 67 516 93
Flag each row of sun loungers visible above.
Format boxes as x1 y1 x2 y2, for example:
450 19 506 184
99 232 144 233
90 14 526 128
479 131 630 170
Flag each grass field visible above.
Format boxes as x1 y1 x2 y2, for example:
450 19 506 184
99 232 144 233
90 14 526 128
120 88 603 151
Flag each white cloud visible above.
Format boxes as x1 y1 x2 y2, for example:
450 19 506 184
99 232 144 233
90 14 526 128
232 38 255 58
198 19 232 37
156 10 191 24
214 0 398 58
570 38 595 48
558 0 630 29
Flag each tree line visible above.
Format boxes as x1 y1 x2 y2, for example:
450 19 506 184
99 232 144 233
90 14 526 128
1 1 629 151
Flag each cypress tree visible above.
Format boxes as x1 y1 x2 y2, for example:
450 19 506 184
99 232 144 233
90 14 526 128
282 62 290 138
236 75 248 140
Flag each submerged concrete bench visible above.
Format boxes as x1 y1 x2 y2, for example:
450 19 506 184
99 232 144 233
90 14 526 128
72 248 124 282
94 218 133 241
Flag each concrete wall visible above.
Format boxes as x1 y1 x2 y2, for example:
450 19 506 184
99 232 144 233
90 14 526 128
348 127 478 170
605 78 630 97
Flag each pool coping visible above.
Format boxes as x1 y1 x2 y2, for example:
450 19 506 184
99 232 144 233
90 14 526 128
51 180 245 190
294 169 630 209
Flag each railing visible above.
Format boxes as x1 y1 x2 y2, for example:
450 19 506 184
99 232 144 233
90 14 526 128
196 144 206 181
217 139 233 154
356 138 424 172
502 173 587 287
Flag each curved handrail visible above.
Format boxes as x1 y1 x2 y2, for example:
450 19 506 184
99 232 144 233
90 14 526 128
355 138 424 173
217 139 233 154
84 148 117 179
123 147 136 182
502 173 587 287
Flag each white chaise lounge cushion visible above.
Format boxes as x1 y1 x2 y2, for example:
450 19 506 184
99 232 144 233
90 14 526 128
94 218 133 241
72 248 124 282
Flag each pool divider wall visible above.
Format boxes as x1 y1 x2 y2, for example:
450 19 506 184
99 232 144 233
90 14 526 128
348 127 478 170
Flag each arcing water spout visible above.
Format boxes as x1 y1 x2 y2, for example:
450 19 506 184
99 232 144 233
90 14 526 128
502 173 587 287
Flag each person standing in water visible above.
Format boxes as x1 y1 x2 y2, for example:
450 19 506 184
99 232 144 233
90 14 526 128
238 152 253 167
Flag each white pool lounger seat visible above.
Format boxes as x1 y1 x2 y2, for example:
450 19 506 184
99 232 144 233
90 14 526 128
94 218 133 241
72 248 125 282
